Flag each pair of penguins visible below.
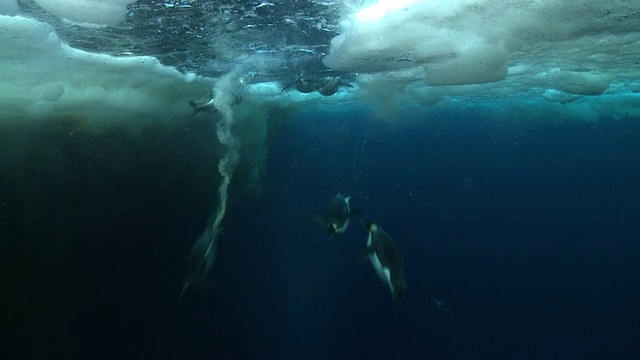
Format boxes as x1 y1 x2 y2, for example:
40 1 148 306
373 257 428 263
317 193 408 302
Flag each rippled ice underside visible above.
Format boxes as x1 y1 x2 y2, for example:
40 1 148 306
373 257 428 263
1 0 640 124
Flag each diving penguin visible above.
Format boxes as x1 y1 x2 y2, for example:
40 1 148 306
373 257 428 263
322 193 360 236
188 91 216 116
179 226 220 298
361 220 407 302
281 73 317 94
315 77 353 96
188 90 242 116
310 193 361 236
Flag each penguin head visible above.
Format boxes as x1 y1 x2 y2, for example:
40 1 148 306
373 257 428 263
363 220 377 231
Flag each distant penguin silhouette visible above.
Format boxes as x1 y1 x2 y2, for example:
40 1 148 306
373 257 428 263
361 220 407 302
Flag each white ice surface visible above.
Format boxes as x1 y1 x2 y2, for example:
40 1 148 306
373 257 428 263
33 0 136 27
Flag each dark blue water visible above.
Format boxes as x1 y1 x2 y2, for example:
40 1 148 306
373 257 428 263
1 110 639 359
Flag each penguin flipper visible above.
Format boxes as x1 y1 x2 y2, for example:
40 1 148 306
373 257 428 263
281 81 294 92
358 244 376 264
188 100 200 116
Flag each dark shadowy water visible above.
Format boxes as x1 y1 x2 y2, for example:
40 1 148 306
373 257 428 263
1 110 639 359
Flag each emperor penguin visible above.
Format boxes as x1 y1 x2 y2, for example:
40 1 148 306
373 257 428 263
315 77 353 96
188 91 215 115
179 226 219 298
361 220 407 302
188 91 242 116
324 193 358 236
281 73 317 93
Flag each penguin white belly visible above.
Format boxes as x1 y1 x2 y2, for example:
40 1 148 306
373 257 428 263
335 218 350 233
369 252 393 295
367 231 394 294
334 197 351 233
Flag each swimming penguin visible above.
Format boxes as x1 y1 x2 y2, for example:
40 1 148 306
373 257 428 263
179 226 219 298
281 73 317 94
315 77 353 96
309 193 361 236
361 220 407 302
188 91 215 116
325 193 354 235
188 91 242 116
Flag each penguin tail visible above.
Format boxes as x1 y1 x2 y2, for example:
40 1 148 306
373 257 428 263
393 282 408 303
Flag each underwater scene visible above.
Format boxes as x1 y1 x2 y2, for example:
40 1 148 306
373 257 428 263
1 1 640 359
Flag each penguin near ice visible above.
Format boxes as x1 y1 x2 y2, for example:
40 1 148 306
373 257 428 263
315 77 353 96
188 91 242 116
361 220 407 302
281 73 317 94
188 91 215 115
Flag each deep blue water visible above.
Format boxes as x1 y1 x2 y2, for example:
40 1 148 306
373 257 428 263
1 110 639 359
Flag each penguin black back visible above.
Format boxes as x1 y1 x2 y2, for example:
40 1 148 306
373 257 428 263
364 221 407 302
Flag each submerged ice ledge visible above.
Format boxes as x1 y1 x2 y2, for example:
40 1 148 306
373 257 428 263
319 0 640 119
0 15 211 124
